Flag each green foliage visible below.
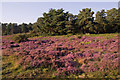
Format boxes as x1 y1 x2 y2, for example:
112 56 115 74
77 8 94 34
69 37 75 40
66 34 73 37
33 8 77 36
27 30 39 37
2 8 120 36
2 23 33 36
77 34 83 39
87 70 119 78
95 9 107 33
12 34 28 43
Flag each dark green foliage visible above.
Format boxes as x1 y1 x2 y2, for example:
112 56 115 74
33 8 70 35
2 23 33 36
95 10 108 33
117 9 120 33
106 8 118 33
21 23 28 33
76 8 95 34
2 8 120 36
2 23 8 35
12 34 28 43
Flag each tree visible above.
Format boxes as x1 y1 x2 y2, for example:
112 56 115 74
12 23 17 34
6 23 13 35
21 23 28 33
33 8 70 35
2 23 7 35
95 9 108 33
27 23 33 31
106 8 118 33
2 8 119 35
65 13 77 34
116 8 120 33
77 8 94 34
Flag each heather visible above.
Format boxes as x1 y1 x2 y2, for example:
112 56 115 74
2 34 120 78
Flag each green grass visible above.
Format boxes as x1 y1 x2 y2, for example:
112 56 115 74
2 53 24 78
2 52 57 78
84 33 118 38
86 70 120 78
28 33 118 40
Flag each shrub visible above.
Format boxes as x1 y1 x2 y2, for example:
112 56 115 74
66 34 73 37
70 37 75 40
27 30 39 37
77 34 83 39
12 34 28 43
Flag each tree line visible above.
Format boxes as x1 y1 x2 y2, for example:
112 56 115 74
2 23 33 35
2 8 120 36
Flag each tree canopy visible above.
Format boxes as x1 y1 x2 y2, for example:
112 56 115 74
2 8 120 36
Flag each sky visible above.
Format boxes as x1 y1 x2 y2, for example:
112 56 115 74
1 0 119 2
1 2 118 24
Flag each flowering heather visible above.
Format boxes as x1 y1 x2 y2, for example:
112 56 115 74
2 34 120 78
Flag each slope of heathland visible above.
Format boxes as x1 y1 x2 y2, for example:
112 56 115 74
2 34 120 78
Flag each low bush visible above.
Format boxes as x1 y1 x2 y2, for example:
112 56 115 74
12 34 28 43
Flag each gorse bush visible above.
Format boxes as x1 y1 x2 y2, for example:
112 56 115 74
12 34 28 43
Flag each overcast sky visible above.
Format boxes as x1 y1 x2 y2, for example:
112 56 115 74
1 2 118 24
